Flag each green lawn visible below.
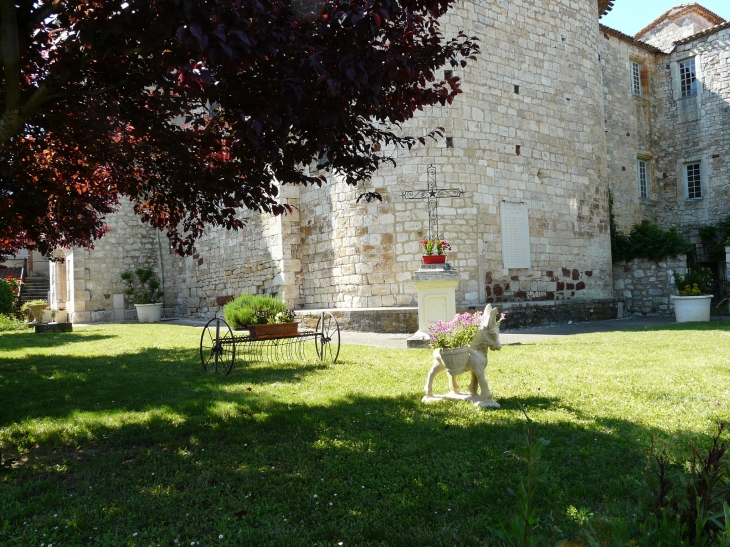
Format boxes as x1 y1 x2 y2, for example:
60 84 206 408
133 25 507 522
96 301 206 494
1 323 729 546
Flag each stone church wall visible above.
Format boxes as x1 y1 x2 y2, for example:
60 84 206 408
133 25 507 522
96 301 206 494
166 185 302 318
290 0 616 310
652 27 730 239
68 199 175 323
612 255 686 315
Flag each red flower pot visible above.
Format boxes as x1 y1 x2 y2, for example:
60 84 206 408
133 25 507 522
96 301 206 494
422 255 447 264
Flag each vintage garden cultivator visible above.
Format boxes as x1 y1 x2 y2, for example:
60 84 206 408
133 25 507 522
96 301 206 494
199 312 340 375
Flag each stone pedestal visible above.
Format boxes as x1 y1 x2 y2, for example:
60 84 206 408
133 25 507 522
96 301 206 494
407 263 460 348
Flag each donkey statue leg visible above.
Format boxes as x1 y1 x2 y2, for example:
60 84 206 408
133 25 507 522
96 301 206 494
464 304 502 408
424 349 446 398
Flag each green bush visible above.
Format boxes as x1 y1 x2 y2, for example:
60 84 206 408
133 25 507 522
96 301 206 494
675 266 713 295
0 281 13 315
612 220 693 262
121 267 163 304
0 314 28 332
223 293 292 329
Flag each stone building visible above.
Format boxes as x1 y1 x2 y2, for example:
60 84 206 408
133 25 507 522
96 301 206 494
54 1 730 326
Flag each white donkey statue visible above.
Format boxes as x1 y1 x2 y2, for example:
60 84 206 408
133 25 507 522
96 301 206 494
422 304 502 409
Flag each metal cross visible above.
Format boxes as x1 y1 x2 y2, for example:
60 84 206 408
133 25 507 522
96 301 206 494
402 164 463 240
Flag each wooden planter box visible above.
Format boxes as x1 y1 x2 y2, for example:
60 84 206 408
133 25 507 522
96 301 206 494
247 322 299 340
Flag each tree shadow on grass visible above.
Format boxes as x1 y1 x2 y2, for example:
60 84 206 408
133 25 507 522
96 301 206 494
0 346 337 428
0 330 118 350
1 382 712 547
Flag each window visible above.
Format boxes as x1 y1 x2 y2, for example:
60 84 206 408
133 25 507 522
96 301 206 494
679 58 697 98
631 61 642 96
685 162 702 199
637 159 648 198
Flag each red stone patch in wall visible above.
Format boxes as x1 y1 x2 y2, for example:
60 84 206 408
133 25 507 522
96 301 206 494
572 269 580 280
493 284 503 296
557 282 565 291
576 281 586 290
567 283 575 290
485 272 493 284
562 268 571 277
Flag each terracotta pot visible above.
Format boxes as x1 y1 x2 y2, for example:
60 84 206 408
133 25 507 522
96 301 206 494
422 255 447 264
247 322 299 340
439 346 471 376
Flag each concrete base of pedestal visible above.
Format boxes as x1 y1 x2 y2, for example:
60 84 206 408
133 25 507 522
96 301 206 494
35 323 74 334
422 392 500 409
407 331 431 349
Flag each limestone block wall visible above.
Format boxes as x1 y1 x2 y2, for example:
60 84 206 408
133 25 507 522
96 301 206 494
167 185 302 318
298 177 407 309
293 0 615 309
68 199 175 323
599 30 662 232
612 255 686 315
652 27 730 237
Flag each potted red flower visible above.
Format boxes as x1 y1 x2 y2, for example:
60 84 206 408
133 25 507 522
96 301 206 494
420 238 452 264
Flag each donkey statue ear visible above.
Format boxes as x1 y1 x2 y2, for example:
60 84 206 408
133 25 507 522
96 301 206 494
487 306 499 328
483 304 493 326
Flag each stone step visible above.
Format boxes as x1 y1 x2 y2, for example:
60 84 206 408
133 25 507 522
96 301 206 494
20 278 50 303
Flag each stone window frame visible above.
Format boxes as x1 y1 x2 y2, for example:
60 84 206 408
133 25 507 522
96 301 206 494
637 157 650 199
670 55 703 102
684 161 702 200
630 60 642 97
679 58 698 98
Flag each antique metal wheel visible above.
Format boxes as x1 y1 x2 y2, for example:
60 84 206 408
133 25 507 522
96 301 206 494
200 318 236 375
315 312 340 363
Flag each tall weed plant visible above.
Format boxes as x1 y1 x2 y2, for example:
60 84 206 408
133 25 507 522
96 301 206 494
585 424 730 546
491 408 550 547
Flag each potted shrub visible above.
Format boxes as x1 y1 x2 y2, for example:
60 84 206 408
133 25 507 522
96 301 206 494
420 238 452 264
120 267 164 323
21 299 48 323
428 311 504 373
673 268 713 322
223 293 297 339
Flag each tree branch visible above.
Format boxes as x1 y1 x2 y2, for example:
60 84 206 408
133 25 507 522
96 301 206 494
1 0 21 112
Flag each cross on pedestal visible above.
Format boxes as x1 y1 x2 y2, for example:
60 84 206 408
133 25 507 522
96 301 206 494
402 165 463 240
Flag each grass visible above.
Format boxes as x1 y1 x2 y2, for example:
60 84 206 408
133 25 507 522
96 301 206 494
0 322 729 546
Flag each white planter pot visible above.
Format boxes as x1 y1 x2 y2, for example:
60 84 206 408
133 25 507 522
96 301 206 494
135 303 163 323
54 310 68 324
439 346 471 376
673 295 712 322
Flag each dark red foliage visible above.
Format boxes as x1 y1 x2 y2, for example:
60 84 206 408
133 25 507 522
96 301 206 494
1 0 478 257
